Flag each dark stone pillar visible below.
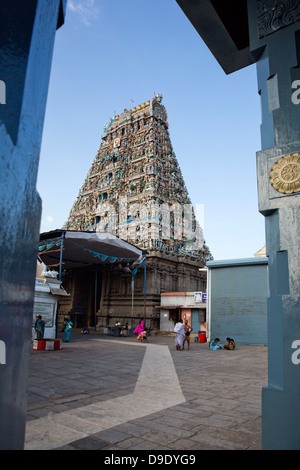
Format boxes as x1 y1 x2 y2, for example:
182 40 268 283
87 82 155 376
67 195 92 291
0 0 66 450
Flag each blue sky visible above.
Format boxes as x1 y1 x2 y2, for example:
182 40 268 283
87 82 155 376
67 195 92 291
37 0 266 260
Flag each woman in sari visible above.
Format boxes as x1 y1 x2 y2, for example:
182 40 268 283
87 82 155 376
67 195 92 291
133 318 145 339
35 315 45 339
209 338 222 350
64 320 73 342
174 319 186 350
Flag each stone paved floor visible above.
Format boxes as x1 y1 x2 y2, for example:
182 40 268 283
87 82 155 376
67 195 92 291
25 331 267 451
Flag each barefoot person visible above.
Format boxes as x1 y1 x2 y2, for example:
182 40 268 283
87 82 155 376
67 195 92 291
183 320 193 350
174 319 185 351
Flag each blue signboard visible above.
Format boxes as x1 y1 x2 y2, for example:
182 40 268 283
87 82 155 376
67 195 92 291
194 292 207 303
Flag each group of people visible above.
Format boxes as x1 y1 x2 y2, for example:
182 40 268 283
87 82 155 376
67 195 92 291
174 319 193 351
174 319 236 352
34 314 73 343
134 317 236 352
209 337 236 350
134 318 194 349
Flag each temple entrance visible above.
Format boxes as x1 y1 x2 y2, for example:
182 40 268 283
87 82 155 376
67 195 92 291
169 308 181 324
191 308 206 333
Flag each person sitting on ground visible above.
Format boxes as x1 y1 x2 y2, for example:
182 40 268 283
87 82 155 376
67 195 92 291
209 337 222 350
223 337 236 350
137 329 148 343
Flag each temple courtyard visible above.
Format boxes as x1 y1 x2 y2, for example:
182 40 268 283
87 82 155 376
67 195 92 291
25 331 267 451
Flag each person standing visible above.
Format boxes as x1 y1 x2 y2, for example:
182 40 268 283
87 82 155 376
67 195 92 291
174 319 186 351
183 320 193 350
35 315 45 339
64 320 73 342
133 318 145 338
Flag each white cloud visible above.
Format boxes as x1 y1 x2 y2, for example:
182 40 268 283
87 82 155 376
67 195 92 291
45 215 54 224
67 0 100 26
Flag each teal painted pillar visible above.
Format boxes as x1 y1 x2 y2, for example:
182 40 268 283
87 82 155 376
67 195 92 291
0 1 66 449
247 1 300 450
175 0 300 450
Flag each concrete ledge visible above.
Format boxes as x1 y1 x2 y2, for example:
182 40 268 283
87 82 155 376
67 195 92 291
32 339 62 351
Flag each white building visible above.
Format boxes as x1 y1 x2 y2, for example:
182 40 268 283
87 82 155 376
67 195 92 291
33 266 69 340
157 291 207 334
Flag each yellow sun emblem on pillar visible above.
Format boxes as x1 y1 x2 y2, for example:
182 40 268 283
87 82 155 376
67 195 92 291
269 153 300 194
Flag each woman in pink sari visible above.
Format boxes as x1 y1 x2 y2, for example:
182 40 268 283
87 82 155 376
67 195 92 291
134 318 145 337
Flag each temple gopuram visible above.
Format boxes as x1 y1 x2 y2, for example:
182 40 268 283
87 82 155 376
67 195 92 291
60 95 212 331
